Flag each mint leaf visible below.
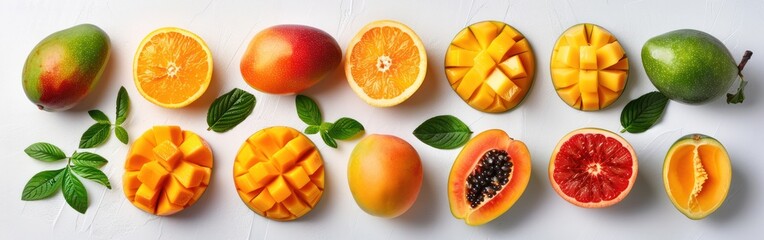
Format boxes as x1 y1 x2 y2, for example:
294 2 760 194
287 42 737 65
620 91 669 133
413 115 473 149
116 86 129 125
304 125 319 134
296 95 322 126
62 168 88 214
328 117 364 140
21 168 65 200
207 88 256 133
115 126 129 144
79 123 112 148
88 110 110 124
70 165 111 189
24 142 66 162
71 152 108 168
320 131 337 148
319 122 333 132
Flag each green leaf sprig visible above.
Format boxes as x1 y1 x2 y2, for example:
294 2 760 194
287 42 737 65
620 91 669 133
207 88 257 133
413 115 473 149
21 142 111 214
295 95 364 148
79 86 130 148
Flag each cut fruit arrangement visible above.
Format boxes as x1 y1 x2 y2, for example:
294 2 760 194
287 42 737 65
445 21 536 113
551 24 629 111
234 126 324 221
123 126 213 215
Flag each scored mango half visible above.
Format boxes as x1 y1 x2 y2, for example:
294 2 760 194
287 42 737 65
124 126 213 216
445 21 535 113
234 126 324 221
551 23 629 111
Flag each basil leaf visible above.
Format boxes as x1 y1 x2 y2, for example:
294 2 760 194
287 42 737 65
21 168 65 200
79 123 112 148
88 110 110 124
116 86 130 125
296 95 322 126
62 168 88 213
71 152 108 168
304 125 319 134
24 142 66 162
328 117 364 140
320 131 337 148
70 165 111 189
207 88 256 133
115 126 129 144
413 115 473 149
620 91 670 133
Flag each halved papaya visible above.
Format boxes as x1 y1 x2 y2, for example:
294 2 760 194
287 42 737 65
663 134 731 220
448 129 531 225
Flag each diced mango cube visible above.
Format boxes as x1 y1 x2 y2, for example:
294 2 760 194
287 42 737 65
581 92 600 111
311 167 325 189
556 84 581 107
200 167 211 185
248 162 279 188
271 147 297 172
234 163 248 177
564 25 588 47
299 150 322 175
248 131 281 159
445 67 470 84
134 184 160 213
165 177 194 206
598 70 627 92
282 194 310 217
486 30 516 62
455 69 485 99
123 171 141 200
153 140 181 170
596 41 625 69
125 138 154 171
156 193 184 216
284 166 311 189
579 46 598 70
469 21 500 49
179 132 213 168
556 46 580 68
450 29 482 51
235 144 260 169
579 70 599 93
251 189 277 211
235 173 259 193
137 161 169 190
589 26 612 49
468 84 496 110
267 176 292 203
172 161 205 188
297 182 322 207
188 186 207 206
551 68 579 89
599 86 621 109
152 126 183 147
445 46 477 67
266 203 292 220
607 58 629 70
484 69 520 103
498 55 527 79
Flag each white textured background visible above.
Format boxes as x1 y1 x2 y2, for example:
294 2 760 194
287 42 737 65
2 0 763 239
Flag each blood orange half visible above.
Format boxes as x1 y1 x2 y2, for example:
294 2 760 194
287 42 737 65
549 128 637 208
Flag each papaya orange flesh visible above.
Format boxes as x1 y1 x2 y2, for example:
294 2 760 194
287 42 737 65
448 129 531 225
663 134 731 220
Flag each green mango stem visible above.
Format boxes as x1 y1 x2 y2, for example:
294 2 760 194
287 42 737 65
727 50 752 104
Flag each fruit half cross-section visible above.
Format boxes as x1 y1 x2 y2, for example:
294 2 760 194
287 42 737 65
234 126 324 221
448 129 531 225
445 21 535 113
550 23 629 111
549 128 637 208
124 126 213 216
663 134 731 220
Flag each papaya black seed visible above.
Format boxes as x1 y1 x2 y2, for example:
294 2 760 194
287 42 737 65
465 149 513 208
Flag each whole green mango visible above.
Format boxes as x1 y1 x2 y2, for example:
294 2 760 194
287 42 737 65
22 24 111 111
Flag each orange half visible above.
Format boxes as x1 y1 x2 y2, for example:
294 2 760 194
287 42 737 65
345 20 427 107
133 27 213 108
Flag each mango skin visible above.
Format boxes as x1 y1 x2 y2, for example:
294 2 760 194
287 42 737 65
22 24 111 111
347 134 423 218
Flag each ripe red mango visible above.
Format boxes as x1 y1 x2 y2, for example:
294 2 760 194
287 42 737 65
22 24 111 111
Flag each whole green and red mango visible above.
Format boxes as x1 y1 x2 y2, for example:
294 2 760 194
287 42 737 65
240 25 341 94
22 24 111 111
347 134 423 218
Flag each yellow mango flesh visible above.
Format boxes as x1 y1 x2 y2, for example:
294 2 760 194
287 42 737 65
664 135 731 219
234 126 324 221
551 23 628 111
445 21 535 113
123 126 213 216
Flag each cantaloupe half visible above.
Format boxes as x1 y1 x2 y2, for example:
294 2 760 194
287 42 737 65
445 21 535 113
663 134 732 220
550 23 628 111
124 126 213 215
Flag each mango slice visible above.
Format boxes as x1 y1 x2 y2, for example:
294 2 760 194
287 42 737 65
234 126 324 221
445 21 535 113
551 23 629 111
123 126 213 216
